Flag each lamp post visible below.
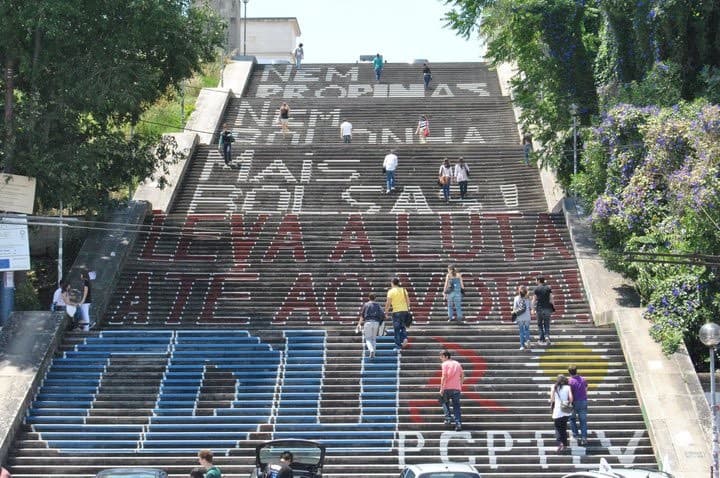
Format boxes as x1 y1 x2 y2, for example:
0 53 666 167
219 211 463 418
700 322 720 478
58 202 63 285
569 103 579 177
242 0 249 56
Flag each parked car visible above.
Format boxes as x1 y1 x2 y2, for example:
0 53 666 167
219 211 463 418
95 469 167 478
250 439 326 478
561 459 673 478
400 463 482 478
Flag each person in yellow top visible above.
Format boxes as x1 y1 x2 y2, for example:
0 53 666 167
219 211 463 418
385 277 411 351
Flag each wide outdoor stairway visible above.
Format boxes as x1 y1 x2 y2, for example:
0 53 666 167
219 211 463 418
7 328 653 477
6 61 656 477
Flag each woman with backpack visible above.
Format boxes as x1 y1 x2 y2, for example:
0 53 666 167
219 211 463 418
513 285 532 350
549 374 574 452
357 293 385 359
443 265 464 322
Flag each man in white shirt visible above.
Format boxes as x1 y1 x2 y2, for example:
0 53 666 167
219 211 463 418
51 283 66 312
454 157 471 199
382 150 399 194
340 120 353 143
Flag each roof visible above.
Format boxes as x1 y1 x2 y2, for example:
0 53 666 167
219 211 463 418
247 17 301 36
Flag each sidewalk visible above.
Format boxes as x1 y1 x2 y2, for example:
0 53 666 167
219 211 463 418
564 197 711 477
0 312 66 462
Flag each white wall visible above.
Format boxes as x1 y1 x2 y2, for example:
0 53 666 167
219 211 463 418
246 20 300 62
200 1 300 61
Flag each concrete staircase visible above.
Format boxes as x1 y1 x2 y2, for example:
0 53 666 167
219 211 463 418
7 328 653 477
5 62 656 477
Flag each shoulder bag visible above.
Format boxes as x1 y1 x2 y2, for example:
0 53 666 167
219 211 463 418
555 388 574 413
402 288 413 327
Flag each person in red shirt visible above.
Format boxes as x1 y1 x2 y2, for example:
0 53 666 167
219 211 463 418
439 349 465 431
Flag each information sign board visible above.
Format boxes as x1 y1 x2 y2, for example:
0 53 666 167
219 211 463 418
0 216 31 272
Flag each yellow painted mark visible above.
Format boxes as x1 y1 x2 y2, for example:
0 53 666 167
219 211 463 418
538 341 608 390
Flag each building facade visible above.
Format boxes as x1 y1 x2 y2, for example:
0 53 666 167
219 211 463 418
201 1 301 62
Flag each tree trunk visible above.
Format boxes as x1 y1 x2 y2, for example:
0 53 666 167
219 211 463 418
31 21 43 91
3 57 15 174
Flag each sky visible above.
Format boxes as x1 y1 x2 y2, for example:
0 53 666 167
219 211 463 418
246 0 484 63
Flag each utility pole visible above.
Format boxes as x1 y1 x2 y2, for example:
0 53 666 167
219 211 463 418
243 0 249 56
1 60 17 325
58 202 63 285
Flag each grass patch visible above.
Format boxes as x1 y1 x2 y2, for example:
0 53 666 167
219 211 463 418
136 60 222 137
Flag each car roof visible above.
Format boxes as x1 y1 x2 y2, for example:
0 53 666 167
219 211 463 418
562 470 672 478
95 469 166 478
405 463 480 473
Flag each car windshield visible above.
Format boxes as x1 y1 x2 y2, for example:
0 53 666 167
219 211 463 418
259 444 322 466
418 473 479 478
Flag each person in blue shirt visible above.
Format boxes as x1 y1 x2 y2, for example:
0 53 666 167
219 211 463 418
357 293 385 359
373 53 384 81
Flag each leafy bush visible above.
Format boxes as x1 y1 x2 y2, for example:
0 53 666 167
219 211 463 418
15 274 42 311
700 66 720 105
581 101 720 360
614 62 684 108
645 273 712 357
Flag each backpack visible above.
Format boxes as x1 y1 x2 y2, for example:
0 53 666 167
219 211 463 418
365 302 384 322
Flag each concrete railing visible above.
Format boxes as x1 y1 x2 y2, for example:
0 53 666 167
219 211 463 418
67 200 151 325
133 132 198 213
495 63 564 213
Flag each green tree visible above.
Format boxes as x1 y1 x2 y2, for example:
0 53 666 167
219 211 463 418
444 0 600 186
0 0 225 211
598 0 720 100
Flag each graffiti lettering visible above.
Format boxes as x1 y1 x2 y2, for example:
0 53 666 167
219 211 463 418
397 430 647 470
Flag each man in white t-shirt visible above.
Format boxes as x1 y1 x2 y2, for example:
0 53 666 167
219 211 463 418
454 157 471 199
340 120 353 143
382 149 399 194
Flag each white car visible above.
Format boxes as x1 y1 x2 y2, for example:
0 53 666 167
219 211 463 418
562 470 672 478
400 463 481 478
561 459 673 478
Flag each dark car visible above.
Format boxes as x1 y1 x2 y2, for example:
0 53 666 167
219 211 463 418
95 469 168 478
251 439 326 478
